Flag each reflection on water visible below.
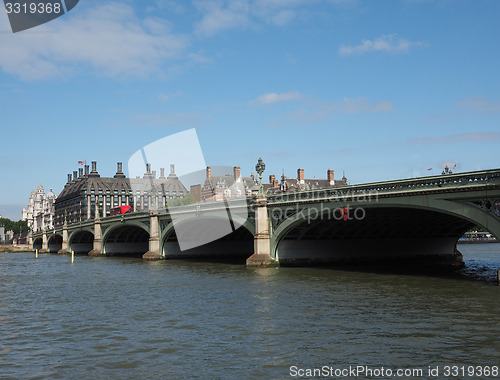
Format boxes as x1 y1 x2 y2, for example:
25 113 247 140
458 242 500 282
0 244 499 379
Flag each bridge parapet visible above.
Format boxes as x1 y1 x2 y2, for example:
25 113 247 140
267 169 500 205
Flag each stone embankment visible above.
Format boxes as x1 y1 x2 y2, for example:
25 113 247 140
0 245 33 253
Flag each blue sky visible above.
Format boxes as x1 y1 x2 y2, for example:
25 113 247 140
1 0 499 220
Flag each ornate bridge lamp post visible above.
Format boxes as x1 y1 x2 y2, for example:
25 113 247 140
255 157 266 195
247 156 276 267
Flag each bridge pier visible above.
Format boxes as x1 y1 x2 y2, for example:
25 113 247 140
143 213 163 260
247 195 277 267
58 222 69 254
88 217 104 256
40 230 48 253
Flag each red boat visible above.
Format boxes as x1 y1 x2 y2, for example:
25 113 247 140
110 205 132 216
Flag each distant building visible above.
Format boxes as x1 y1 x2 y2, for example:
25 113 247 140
193 166 349 202
266 168 348 194
54 161 187 227
22 183 57 232
200 166 256 202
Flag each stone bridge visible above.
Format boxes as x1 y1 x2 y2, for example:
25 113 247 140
31 168 500 268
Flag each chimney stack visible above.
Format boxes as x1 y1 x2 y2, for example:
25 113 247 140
67 174 72 183
114 162 126 178
152 170 156 179
297 168 305 183
146 163 151 174
85 165 89 176
89 161 100 177
234 166 241 180
79 168 83 178
73 171 78 181
160 168 165 179
269 174 276 186
327 169 335 185
170 164 175 175
207 166 212 179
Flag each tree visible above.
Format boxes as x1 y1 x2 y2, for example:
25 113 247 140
12 220 29 235
0 217 14 232
166 193 197 208
0 218 29 234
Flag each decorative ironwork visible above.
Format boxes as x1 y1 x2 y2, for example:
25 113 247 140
160 220 170 231
271 209 299 228
267 169 500 205
462 199 500 218
255 157 266 194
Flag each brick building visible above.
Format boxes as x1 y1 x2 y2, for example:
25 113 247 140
191 166 348 202
54 161 187 226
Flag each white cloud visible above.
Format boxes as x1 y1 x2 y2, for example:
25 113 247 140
263 96 394 128
341 97 394 114
158 91 183 103
193 0 346 36
110 112 211 128
194 0 251 36
250 91 303 105
339 34 428 56
406 132 500 144
457 97 500 113
270 10 297 26
0 2 190 80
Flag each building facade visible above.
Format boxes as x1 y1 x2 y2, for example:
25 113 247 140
200 166 257 202
267 168 348 194
22 184 57 232
193 166 349 202
54 161 188 227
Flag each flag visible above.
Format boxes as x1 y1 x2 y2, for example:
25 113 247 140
78 161 86 165
427 168 432 171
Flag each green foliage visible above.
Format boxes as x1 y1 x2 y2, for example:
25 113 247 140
468 225 489 233
166 193 196 208
0 217 10 228
0 218 29 234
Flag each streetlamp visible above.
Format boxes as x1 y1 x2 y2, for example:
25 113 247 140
255 157 266 194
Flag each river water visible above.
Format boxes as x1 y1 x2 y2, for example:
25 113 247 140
1 244 499 379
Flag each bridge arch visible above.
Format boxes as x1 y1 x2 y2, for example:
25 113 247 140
102 222 150 257
161 216 254 262
33 237 43 251
48 234 63 253
271 199 498 267
68 229 94 255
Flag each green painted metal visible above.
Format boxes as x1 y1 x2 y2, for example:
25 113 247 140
30 168 500 257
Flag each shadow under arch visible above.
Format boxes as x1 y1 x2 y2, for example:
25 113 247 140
161 216 254 263
69 230 94 255
33 237 43 251
48 234 63 253
272 204 480 268
102 224 150 258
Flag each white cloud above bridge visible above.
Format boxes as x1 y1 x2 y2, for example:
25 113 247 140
339 34 429 56
249 91 303 105
0 2 190 80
